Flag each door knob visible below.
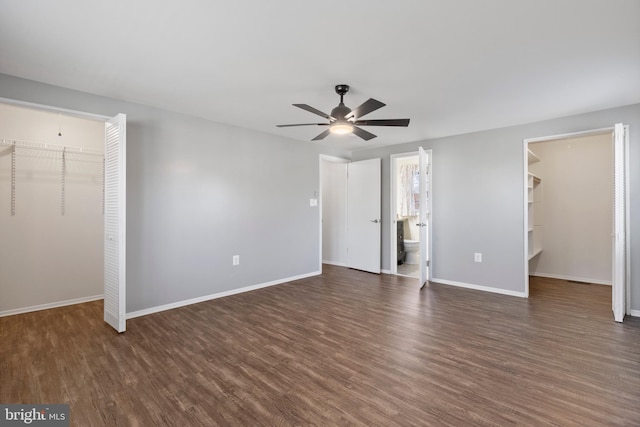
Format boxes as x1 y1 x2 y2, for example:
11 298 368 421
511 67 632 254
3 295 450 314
370 219 380 223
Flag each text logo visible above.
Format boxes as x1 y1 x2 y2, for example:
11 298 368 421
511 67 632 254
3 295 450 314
0 405 69 426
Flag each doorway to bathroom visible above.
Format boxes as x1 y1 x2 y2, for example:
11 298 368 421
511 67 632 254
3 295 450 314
390 149 431 284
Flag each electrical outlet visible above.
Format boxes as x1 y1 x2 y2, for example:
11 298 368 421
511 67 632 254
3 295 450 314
474 253 482 263
233 255 240 266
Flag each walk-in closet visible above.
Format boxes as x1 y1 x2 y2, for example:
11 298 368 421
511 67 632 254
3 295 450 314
528 132 613 286
0 102 105 316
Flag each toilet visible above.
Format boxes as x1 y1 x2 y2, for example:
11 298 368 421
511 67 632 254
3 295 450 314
403 240 419 264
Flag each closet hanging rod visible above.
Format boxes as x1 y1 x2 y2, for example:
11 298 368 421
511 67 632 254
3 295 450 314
0 138 104 157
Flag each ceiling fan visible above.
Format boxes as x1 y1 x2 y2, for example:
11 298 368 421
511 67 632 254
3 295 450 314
277 84 410 141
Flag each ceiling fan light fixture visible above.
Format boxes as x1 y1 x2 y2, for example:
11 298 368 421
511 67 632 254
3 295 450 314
330 121 353 135
277 84 410 141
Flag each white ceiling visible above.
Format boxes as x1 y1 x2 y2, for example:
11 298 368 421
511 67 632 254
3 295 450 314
1 0 639 151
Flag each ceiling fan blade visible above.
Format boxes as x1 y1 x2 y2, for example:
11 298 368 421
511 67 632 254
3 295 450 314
311 129 332 141
345 98 385 120
276 123 328 127
352 126 377 141
353 118 410 127
293 104 334 120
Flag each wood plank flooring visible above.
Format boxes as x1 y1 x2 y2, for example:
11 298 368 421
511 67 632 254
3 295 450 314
2 266 639 426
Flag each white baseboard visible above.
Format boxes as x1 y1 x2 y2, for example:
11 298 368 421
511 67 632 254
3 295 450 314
630 310 640 318
530 272 611 286
323 261 390 275
0 294 104 318
431 278 526 298
322 260 347 267
127 271 322 320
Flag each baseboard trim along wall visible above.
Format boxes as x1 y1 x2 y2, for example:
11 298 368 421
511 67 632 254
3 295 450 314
630 310 640 318
322 260 347 267
432 278 527 298
0 294 104 318
127 271 322 319
530 272 612 286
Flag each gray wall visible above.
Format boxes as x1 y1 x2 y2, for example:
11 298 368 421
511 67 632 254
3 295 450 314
0 74 349 313
352 104 640 311
2 73 638 315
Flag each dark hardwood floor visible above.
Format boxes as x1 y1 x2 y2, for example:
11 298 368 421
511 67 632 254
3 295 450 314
2 266 639 426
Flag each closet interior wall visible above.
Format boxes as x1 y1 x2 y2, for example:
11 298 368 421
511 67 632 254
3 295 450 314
0 103 105 315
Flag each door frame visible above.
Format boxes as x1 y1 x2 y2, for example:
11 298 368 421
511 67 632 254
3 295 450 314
0 96 128 327
522 126 630 313
389 150 433 278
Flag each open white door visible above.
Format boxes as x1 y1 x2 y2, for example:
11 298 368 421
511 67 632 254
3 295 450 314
104 113 126 332
612 123 626 323
418 147 431 288
347 158 381 273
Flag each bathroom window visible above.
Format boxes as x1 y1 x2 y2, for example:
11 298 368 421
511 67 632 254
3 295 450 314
411 170 420 212
400 164 420 216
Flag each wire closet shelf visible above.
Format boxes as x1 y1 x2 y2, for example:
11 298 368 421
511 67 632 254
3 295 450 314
1 138 105 216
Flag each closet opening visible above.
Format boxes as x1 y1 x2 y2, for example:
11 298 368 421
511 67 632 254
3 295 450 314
319 155 349 271
0 99 127 332
523 125 629 322
320 155 383 275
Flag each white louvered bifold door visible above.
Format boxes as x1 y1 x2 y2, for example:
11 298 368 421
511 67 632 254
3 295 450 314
612 123 626 323
104 114 127 332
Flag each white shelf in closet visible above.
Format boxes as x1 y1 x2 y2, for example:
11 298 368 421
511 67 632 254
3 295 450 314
527 150 542 261
528 248 542 260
